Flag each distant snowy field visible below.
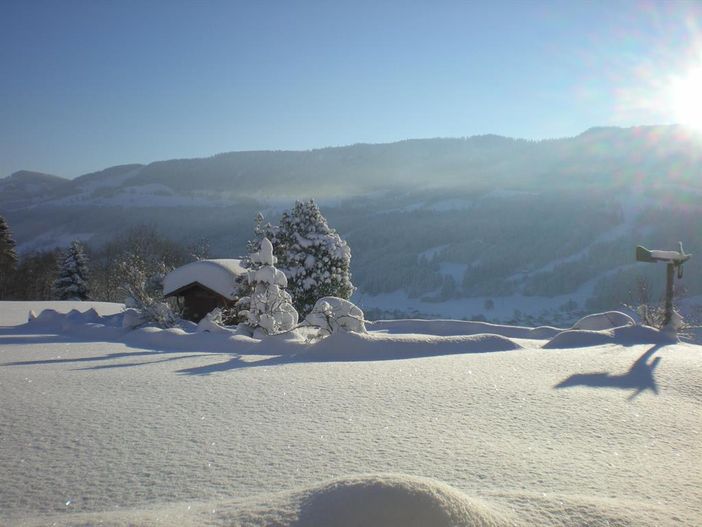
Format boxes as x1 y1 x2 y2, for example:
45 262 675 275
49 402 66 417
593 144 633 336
0 301 700 526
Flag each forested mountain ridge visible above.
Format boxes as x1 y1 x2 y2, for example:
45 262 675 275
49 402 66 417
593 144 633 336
4 125 701 205
2 125 701 323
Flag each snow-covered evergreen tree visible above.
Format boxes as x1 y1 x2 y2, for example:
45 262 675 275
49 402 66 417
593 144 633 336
52 240 90 300
0 215 18 298
236 212 276 312
275 200 353 317
246 211 277 254
238 237 298 335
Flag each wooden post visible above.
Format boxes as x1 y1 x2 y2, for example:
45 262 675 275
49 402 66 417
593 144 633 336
636 243 691 328
664 262 675 326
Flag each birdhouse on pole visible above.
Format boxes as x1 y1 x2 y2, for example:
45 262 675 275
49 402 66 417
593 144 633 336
635 242 691 326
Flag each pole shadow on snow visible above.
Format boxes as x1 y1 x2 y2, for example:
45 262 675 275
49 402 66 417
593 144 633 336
554 344 665 400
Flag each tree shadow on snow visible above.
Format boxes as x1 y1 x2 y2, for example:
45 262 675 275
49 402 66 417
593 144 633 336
0 326 295 374
73 353 214 370
554 344 665 400
0 329 78 345
0 325 238 370
0 350 195 368
175 354 299 375
1 322 523 376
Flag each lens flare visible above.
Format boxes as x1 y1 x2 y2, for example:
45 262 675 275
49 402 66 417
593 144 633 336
668 62 702 131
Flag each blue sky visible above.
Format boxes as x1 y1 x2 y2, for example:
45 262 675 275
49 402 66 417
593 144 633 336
1 0 701 178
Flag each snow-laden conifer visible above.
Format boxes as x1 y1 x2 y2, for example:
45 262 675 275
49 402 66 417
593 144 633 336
275 200 353 317
0 215 18 298
52 240 90 300
0 215 17 271
237 237 298 335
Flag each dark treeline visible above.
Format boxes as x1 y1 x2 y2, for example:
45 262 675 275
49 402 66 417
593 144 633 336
0 221 203 303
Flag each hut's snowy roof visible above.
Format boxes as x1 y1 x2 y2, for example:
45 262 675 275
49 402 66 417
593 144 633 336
163 259 246 300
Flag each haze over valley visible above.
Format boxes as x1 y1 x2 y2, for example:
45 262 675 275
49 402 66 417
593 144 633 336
4 124 701 323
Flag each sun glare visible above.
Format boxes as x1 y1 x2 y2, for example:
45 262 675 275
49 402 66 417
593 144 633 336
668 63 702 132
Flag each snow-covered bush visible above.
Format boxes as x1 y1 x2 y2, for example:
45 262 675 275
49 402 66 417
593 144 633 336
88 225 190 303
52 240 90 300
304 296 366 335
625 275 686 330
238 238 298 335
197 307 225 332
274 200 354 317
117 254 178 328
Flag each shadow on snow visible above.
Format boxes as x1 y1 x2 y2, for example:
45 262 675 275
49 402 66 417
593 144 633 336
554 344 665 399
0 325 522 376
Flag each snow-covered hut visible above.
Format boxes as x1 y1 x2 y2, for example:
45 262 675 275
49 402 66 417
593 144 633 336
163 259 246 322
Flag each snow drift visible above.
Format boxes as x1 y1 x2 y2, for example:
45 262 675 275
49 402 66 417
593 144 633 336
2 302 700 527
303 330 522 362
10 305 678 358
19 307 523 362
570 311 635 331
369 319 561 339
289 474 518 527
544 325 674 349
16 474 519 527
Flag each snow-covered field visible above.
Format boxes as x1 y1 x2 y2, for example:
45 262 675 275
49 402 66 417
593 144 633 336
0 301 700 526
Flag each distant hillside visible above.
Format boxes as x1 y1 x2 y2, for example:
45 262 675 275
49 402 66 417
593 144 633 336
2 125 701 323
4 125 701 206
0 171 72 208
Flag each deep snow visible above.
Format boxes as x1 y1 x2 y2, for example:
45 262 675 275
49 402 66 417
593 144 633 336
0 301 700 526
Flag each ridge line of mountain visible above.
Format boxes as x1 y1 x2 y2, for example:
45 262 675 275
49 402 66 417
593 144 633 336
4 124 691 182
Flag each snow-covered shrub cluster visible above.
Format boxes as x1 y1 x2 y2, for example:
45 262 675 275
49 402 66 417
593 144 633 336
245 201 354 317
52 240 90 301
88 225 191 303
237 238 298 335
117 253 178 328
305 296 367 335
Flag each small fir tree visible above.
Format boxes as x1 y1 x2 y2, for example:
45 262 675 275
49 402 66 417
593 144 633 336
237 237 298 335
0 215 18 298
246 211 277 254
236 212 277 312
276 200 354 317
52 240 90 300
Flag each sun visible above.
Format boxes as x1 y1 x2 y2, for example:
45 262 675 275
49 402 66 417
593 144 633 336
668 63 702 131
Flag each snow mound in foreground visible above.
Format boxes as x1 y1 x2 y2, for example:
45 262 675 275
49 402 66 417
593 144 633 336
544 324 673 349
302 330 522 361
26 474 518 527
22 307 523 361
370 319 562 339
0 300 124 326
571 311 635 331
290 474 517 527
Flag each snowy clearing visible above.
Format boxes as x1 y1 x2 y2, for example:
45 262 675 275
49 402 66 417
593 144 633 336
0 301 700 526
